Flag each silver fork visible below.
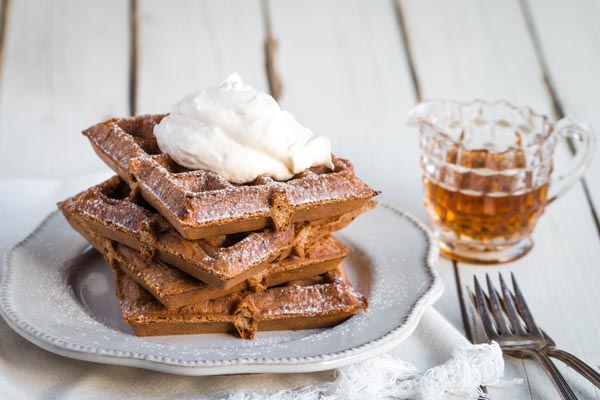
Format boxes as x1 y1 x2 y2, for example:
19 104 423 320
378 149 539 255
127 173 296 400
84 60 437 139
468 273 600 400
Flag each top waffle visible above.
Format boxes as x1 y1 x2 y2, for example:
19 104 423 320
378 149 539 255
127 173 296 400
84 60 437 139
83 115 379 239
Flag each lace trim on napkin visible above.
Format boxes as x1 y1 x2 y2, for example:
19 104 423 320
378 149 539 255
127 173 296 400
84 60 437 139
228 342 521 400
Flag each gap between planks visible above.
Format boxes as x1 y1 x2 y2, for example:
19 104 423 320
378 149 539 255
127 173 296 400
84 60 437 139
261 0 282 101
129 0 138 116
393 0 470 343
392 0 421 102
0 0 11 91
394 1 475 347
520 0 600 240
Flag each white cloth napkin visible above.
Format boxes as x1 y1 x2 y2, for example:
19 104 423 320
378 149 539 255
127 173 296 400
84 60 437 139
0 175 512 400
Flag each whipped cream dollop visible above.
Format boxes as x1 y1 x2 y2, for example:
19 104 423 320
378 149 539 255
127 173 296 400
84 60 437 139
153 73 334 184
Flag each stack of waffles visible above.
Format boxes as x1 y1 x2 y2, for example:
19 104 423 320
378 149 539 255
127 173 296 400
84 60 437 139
59 115 379 339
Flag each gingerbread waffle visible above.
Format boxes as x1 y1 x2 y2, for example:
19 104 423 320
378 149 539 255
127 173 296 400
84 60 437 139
112 263 366 339
59 176 373 289
113 236 348 308
83 115 379 239
73 216 349 308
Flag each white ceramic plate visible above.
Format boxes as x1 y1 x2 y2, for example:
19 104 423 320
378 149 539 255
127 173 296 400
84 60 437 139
0 203 442 376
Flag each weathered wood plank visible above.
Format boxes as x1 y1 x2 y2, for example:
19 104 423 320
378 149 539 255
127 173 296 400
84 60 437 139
0 0 129 178
267 0 463 332
401 0 600 398
136 0 267 114
524 0 600 231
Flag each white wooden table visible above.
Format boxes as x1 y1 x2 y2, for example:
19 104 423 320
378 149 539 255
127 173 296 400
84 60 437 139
1 0 599 398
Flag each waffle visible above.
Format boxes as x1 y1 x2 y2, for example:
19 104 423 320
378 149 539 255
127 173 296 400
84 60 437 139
77 218 349 308
59 176 373 289
71 216 361 337
113 263 366 339
83 115 379 239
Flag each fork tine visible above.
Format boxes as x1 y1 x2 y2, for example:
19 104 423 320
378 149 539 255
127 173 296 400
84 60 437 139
485 274 510 335
465 287 480 342
473 276 499 339
511 272 542 335
467 286 477 307
499 273 527 335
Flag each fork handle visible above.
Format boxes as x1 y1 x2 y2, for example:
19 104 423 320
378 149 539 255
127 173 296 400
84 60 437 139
546 348 600 389
524 349 579 400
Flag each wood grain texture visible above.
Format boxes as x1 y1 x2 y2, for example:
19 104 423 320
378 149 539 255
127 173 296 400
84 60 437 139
524 0 600 224
401 0 600 398
0 0 129 178
136 0 267 114
267 0 462 330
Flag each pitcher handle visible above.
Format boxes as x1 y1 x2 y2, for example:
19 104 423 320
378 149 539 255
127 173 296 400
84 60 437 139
547 118 596 203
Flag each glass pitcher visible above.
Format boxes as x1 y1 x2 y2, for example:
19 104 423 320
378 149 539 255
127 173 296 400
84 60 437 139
408 100 595 264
